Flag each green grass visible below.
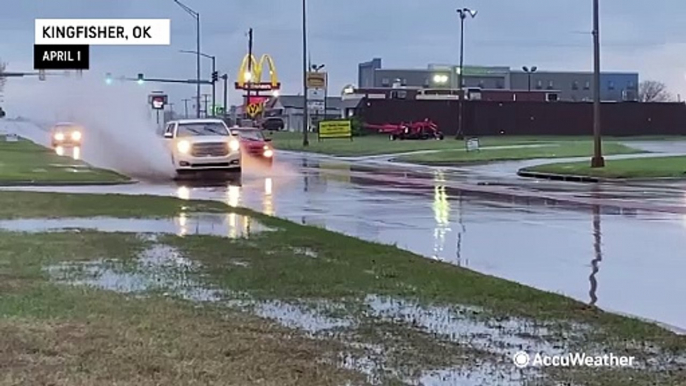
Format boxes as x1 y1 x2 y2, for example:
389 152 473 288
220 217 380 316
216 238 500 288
0 191 684 385
525 155 686 179
0 136 130 184
269 131 679 157
0 190 238 218
394 140 642 164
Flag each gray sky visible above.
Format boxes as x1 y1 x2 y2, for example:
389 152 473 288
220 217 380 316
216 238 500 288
2 0 686 112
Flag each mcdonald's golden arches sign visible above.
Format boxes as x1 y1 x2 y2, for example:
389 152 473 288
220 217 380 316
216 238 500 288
235 54 281 91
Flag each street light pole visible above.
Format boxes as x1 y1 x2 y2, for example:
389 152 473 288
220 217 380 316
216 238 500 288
179 49 216 115
302 0 309 146
522 66 537 91
173 0 201 118
456 8 477 140
222 74 228 115
591 0 604 167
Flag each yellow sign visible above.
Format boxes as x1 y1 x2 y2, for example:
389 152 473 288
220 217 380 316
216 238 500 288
306 72 327 89
236 54 280 90
246 102 264 118
319 120 352 139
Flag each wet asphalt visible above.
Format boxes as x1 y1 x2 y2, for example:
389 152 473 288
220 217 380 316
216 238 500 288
3 120 686 332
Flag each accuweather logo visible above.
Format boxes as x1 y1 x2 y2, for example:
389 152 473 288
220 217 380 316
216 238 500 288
512 351 636 368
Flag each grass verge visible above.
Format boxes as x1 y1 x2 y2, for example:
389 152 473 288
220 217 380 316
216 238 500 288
0 136 130 184
523 155 686 179
269 131 678 157
0 191 684 385
393 140 641 165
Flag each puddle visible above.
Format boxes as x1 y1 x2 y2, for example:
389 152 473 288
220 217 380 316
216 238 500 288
293 247 319 258
253 300 354 334
416 365 529 386
0 212 273 239
364 295 569 358
47 244 224 302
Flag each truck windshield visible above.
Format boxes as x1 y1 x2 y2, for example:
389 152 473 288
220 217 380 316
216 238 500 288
177 123 229 137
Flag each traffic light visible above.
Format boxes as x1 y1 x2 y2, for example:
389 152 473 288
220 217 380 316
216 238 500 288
137 73 144 84
105 73 113 84
211 71 218 82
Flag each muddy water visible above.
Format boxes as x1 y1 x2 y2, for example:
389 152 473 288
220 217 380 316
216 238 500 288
0 212 273 238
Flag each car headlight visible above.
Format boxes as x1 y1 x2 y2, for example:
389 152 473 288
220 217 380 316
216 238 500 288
263 149 273 158
54 132 64 141
229 139 240 152
71 131 82 141
177 140 191 154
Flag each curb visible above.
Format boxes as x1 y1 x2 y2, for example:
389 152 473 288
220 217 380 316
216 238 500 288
517 170 600 183
0 179 139 187
518 169 686 184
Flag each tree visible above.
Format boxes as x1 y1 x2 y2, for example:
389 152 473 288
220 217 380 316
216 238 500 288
639 80 673 102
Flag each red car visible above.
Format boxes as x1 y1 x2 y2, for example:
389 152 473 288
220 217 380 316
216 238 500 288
230 126 274 164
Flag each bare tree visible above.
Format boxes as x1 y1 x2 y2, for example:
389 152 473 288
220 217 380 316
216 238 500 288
639 80 673 102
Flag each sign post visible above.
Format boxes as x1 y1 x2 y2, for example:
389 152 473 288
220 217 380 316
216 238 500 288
318 119 352 142
306 71 327 132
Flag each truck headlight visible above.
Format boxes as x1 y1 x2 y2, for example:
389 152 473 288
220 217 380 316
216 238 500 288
71 131 82 141
54 132 64 141
177 140 191 154
229 139 240 152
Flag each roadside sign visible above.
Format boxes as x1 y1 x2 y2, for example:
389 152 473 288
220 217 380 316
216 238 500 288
246 101 264 118
213 105 225 115
306 72 327 89
307 100 325 111
4 133 19 142
318 119 352 141
466 137 480 152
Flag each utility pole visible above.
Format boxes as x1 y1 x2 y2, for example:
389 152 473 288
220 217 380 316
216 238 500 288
202 93 210 118
210 55 216 114
246 28 253 116
591 0 605 167
167 103 175 122
192 96 200 118
182 98 190 118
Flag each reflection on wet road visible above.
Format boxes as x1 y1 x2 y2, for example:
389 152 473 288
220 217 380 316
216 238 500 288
4 120 686 331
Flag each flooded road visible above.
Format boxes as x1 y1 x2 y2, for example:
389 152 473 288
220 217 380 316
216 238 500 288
3 120 686 331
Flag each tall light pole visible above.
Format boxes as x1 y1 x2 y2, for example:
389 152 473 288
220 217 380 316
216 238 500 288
456 7 477 140
591 0 604 167
180 49 215 114
522 66 537 91
302 0 309 146
173 0 201 118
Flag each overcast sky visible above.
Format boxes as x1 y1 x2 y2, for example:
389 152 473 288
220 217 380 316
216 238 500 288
2 0 686 114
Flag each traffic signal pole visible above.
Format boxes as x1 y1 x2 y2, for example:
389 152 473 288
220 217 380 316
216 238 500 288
211 56 216 115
